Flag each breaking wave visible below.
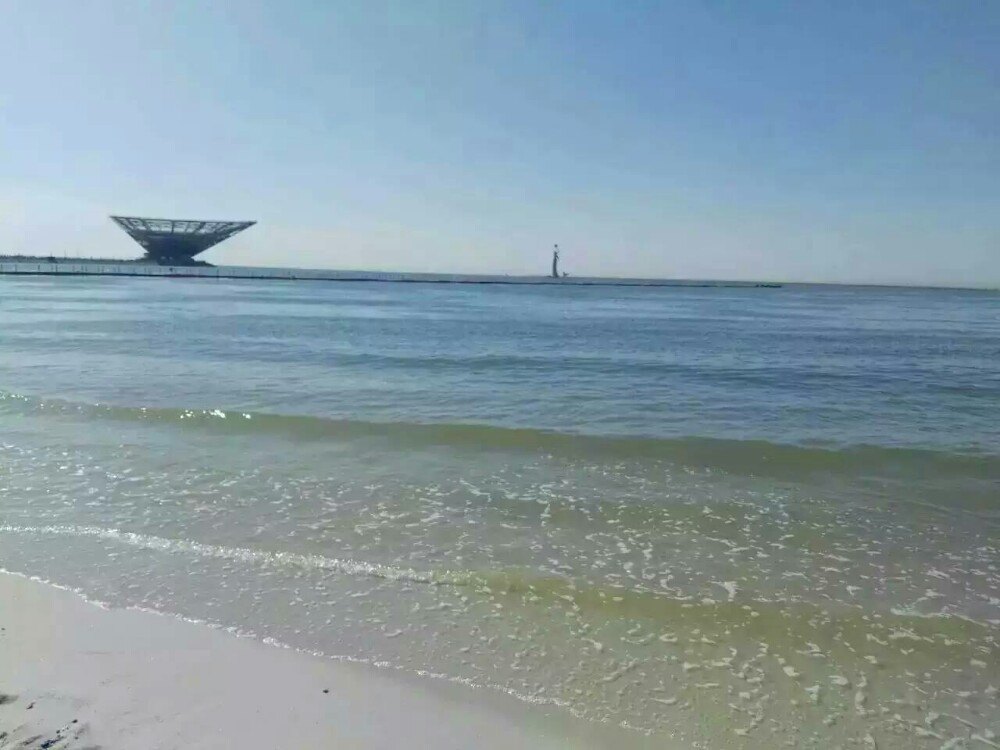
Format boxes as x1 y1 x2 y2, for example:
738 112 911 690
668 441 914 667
1 390 996 486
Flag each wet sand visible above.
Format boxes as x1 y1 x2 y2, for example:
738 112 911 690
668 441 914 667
0 572 636 750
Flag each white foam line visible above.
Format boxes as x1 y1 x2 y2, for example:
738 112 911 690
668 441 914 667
0 523 469 586
889 605 996 629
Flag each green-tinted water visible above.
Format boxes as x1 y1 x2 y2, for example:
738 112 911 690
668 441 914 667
1 277 997 747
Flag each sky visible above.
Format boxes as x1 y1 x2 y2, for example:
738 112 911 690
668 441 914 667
0 1 997 286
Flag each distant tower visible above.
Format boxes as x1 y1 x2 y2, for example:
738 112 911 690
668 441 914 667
551 244 560 279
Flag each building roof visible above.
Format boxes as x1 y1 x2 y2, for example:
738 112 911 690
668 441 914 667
110 216 256 262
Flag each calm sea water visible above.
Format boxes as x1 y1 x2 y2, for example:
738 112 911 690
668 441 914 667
1 276 997 747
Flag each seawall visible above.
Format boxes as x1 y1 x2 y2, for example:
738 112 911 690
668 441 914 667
0 261 779 288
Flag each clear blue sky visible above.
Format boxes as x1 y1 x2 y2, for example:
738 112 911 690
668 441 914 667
1 1 997 285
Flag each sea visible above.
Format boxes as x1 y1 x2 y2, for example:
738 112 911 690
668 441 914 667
1 275 997 748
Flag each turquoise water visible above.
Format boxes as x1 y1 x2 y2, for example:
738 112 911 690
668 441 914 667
1 277 997 747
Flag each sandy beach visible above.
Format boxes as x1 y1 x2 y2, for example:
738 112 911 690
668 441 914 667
0 572 634 750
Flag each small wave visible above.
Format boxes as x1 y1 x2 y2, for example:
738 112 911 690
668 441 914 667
1 390 996 483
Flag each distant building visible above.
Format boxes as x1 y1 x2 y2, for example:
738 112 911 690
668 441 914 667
110 216 255 266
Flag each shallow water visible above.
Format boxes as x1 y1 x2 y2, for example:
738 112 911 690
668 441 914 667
1 277 997 747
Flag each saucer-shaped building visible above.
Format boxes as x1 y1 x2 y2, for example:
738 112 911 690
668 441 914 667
110 216 255 266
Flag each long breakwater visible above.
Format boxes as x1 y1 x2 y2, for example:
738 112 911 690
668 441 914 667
0 260 779 287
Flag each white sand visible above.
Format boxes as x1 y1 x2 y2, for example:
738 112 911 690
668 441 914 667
0 572 631 749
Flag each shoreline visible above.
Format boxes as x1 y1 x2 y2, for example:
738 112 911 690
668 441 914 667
0 571 642 749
